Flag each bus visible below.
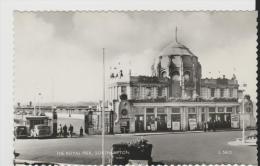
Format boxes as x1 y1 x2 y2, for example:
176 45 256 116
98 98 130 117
25 116 52 138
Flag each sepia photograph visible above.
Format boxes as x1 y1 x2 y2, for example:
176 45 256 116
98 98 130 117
13 11 257 165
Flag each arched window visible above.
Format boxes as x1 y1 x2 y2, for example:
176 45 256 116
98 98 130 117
161 71 167 77
184 71 190 81
172 71 180 81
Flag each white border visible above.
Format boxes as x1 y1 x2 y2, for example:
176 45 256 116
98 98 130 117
0 0 256 166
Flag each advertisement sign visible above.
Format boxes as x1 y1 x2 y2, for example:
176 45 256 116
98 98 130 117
188 118 197 130
231 114 239 128
172 121 180 130
167 121 171 128
167 114 171 128
151 124 156 131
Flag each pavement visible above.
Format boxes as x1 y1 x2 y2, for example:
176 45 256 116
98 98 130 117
114 128 244 136
14 130 257 165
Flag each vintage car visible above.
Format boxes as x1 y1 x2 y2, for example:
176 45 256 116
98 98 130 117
31 124 51 138
14 125 28 139
246 133 257 145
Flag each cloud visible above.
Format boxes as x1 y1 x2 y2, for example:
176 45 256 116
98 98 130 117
14 11 257 103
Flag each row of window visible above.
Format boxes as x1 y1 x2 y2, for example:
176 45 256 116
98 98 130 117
110 85 236 100
210 88 234 98
145 107 233 114
131 86 167 99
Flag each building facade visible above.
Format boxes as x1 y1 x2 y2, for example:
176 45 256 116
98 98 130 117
108 39 255 133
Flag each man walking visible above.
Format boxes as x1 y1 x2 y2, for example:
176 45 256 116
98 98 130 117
203 121 207 132
63 124 67 138
69 124 74 138
58 124 62 137
80 126 83 136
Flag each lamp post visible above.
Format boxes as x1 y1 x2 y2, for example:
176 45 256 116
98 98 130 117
102 48 105 165
38 92 42 115
240 83 247 144
242 93 245 144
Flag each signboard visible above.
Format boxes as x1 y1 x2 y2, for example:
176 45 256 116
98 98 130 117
231 114 239 128
188 118 197 130
111 144 129 165
151 124 156 131
172 122 180 130
167 114 171 128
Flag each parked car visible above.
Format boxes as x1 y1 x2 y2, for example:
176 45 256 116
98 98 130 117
14 125 28 139
31 124 51 138
246 133 256 144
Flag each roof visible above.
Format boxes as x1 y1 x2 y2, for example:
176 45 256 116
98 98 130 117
160 41 195 57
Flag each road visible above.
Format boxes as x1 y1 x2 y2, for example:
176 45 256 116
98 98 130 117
14 131 257 165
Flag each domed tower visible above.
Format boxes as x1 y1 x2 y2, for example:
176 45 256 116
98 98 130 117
156 30 202 99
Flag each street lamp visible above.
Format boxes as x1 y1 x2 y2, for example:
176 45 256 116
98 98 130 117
102 48 105 165
33 92 42 116
38 92 42 115
240 83 247 144
242 93 245 144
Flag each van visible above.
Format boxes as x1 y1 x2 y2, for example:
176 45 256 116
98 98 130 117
14 125 28 139
31 124 51 138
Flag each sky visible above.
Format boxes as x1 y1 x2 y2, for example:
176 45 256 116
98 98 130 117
14 11 257 104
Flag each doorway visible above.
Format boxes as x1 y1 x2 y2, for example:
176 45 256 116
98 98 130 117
135 115 144 132
157 114 167 131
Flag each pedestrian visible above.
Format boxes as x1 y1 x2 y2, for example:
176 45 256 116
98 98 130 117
203 121 207 132
213 120 216 132
207 120 211 131
69 124 74 138
63 124 67 137
80 126 83 136
58 124 62 137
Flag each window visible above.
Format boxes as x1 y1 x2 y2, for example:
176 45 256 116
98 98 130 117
184 71 190 81
188 107 196 114
146 108 154 114
211 88 215 97
158 87 163 96
172 114 181 121
246 108 251 113
157 107 166 114
220 89 224 97
172 107 180 114
209 107 215 113
146 87 152 97
201 113 205 122
218 107 224 113
229 88 233 97
172 71 180 81
226 107 232 113
121 86 127 94
201 107 205 113
161 71 167 77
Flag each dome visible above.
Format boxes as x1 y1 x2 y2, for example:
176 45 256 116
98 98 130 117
160 40 195 57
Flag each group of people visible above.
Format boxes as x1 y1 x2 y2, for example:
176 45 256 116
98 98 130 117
58 124 74 137
57 124 84 137
203 119 231 132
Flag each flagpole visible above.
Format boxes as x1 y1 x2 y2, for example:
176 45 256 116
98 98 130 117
102 48 105 165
